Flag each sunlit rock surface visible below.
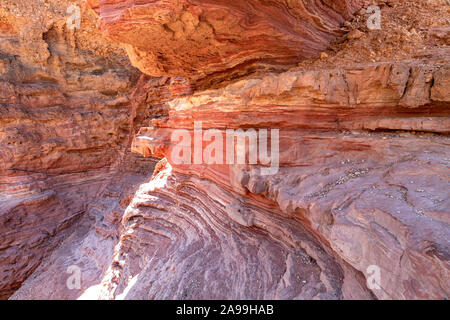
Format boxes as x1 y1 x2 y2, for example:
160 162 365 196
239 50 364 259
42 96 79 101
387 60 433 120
1 0 449 300
130 61 450 300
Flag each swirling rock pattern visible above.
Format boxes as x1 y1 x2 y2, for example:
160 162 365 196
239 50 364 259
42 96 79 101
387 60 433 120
131 62 450 300
88 163 374 300
0 0 140 298
94 0 365 79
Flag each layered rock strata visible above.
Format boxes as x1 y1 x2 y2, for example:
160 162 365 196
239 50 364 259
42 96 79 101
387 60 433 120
0 0 140 298
95 0 365 79
131 62 450 299
1 0 449 300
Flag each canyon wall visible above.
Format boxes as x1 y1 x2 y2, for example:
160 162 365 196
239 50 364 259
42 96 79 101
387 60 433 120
1 0 449 300
131 62 450 299
0 0 145 298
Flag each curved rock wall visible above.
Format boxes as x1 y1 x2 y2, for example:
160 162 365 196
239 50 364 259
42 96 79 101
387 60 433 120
0 0 140 298
131 62 450 299
95 0 364 79
1 0 449 300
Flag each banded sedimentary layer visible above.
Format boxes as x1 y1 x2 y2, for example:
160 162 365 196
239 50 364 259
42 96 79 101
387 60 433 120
132 62 450 299
0 0 142 298
1 0 449 300
95 0 365 80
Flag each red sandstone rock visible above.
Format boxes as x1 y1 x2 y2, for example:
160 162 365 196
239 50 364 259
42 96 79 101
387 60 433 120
93 0 365 79
130 62 450 299
0 0 140 298
1 0 449 301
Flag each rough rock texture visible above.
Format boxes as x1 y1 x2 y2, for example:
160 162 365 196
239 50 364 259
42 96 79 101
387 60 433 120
132 62 450 299
96 0 365 80
0 0 142 298
76 163 375 300
9 151 157 300
1 0 449 300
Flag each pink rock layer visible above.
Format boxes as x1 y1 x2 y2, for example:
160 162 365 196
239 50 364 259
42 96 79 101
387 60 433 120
131 62 450 300
1 0 449 300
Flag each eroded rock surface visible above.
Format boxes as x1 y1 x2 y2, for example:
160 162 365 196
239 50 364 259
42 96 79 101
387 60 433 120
131 61 450 300
1 0 449 300
0 0 140 298
94 0 365 80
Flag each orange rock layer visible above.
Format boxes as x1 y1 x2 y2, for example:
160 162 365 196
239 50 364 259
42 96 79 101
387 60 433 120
1 0 449 300
95 0 365 79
